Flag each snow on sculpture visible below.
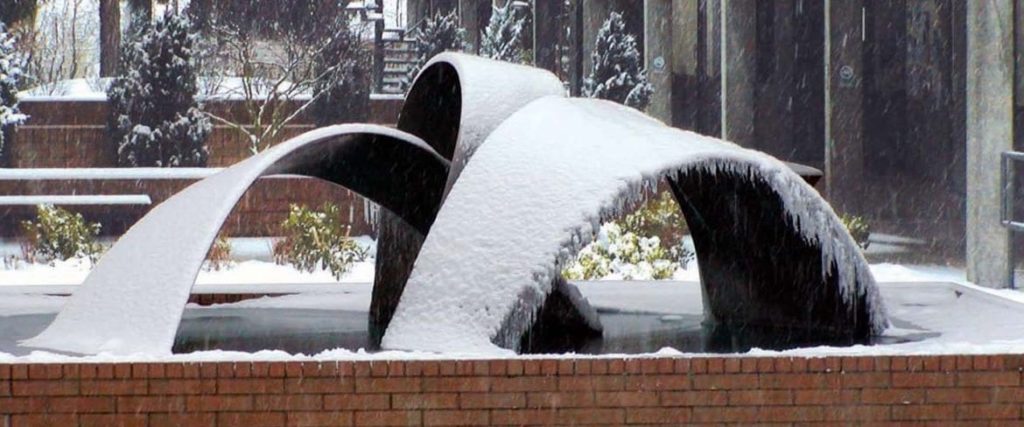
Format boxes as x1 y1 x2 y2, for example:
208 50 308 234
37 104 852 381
22 125 448 355
23 53 886 356
381 97 887 354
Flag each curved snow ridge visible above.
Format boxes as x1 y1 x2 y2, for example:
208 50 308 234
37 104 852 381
382 97 886 354
22 125 443 356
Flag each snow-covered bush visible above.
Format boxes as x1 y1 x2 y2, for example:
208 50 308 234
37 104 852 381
479 3 526 63
204 233 232 271
1 22 27 165
406 10 466 84
841 214 871 249
311 18 372 125
273 203 369 280
564 191 693 281
582 12 653 110
20 204 103 263
108 11 210 167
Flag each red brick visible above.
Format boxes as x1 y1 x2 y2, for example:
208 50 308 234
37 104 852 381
491 376 556 392
539 360 558 376
841 372 890 388
487 360 507 376
392 393 457 409
692 406 759 423
423 409 489 426
323 394 390 411
9 414 78 427
369 362 388 377
505 360 524 376
217 378 285 394
79 380 147 396
861 388 925 404
356 377 421 393
957 404 1020 420
11 380 77 396
958 372 1020 387
217 412 286 427
149 412 211 427
556 360 574 375
891 404 957 421
0 365 10 380
148 379 215 395
706 358 725 373
764 406 826 422
626 407 691 424
80 414 146 427
460 392 525 409
27 365 61 380
727 389 793 405
116 396 186 413
993 387 1024 402
353 410 421 426
661 390 728 406
285 378 353 394
490 409 555 425
692 374 759 390
286 411 355 427
823 405 891 422
594 391 658 407
46 397 115 413
793 389 858 405
557 376 622 391
423 377 489 392
185 395 253 412
724 358 742 373
554 408 624 425
926 387 992 403
759 373 839 389
624 374 690 391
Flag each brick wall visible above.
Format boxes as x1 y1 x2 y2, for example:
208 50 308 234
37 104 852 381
0 178 376 238
1 354 1023 425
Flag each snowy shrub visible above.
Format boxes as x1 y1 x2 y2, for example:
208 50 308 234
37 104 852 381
406 10 466 85
311 18 372 126
108 11 210 167
20 204 103 263
0 22 27 165
563 222 677 281
582 12 653 110
564 191 693 281
841 214 871 250
273 203 368 280
479 3 526 63
203 233 233 271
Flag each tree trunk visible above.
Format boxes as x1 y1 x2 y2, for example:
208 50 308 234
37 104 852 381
99 0 121 77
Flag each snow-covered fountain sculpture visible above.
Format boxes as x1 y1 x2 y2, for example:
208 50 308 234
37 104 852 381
23 54 886 356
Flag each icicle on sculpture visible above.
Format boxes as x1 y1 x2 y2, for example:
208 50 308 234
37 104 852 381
23 54 886 356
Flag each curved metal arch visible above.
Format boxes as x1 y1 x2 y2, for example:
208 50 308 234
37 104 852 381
382 97 886 354
23 125 449 355
371 53 568 342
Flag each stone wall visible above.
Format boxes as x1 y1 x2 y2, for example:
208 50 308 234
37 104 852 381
1 354 1023 425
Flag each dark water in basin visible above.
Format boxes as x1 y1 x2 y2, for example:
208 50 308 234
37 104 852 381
1 307 930 356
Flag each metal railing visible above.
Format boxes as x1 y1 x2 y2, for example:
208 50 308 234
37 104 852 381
999 151 1024 289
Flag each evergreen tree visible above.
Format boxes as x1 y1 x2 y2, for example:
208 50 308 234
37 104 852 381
0 23 27 165
311 16 372 126
479 2 526 63
406 10 466 85
582 12 653 110
107 11 210 167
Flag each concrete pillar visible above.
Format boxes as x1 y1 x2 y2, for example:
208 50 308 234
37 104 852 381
824 0 865 215
669 0 699 129
720 0 755 146
966 0 1013 288
645 0 673 120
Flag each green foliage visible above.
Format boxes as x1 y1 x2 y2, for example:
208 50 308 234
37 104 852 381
108 11 210 167
479 3 526 63
311 17 372 126
840 214 871 249
273 203 368 280
582 12 653 110
406 10 466 85
564 191 693 281
204 233 233 271
1 22 27 166
20 205 103 263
